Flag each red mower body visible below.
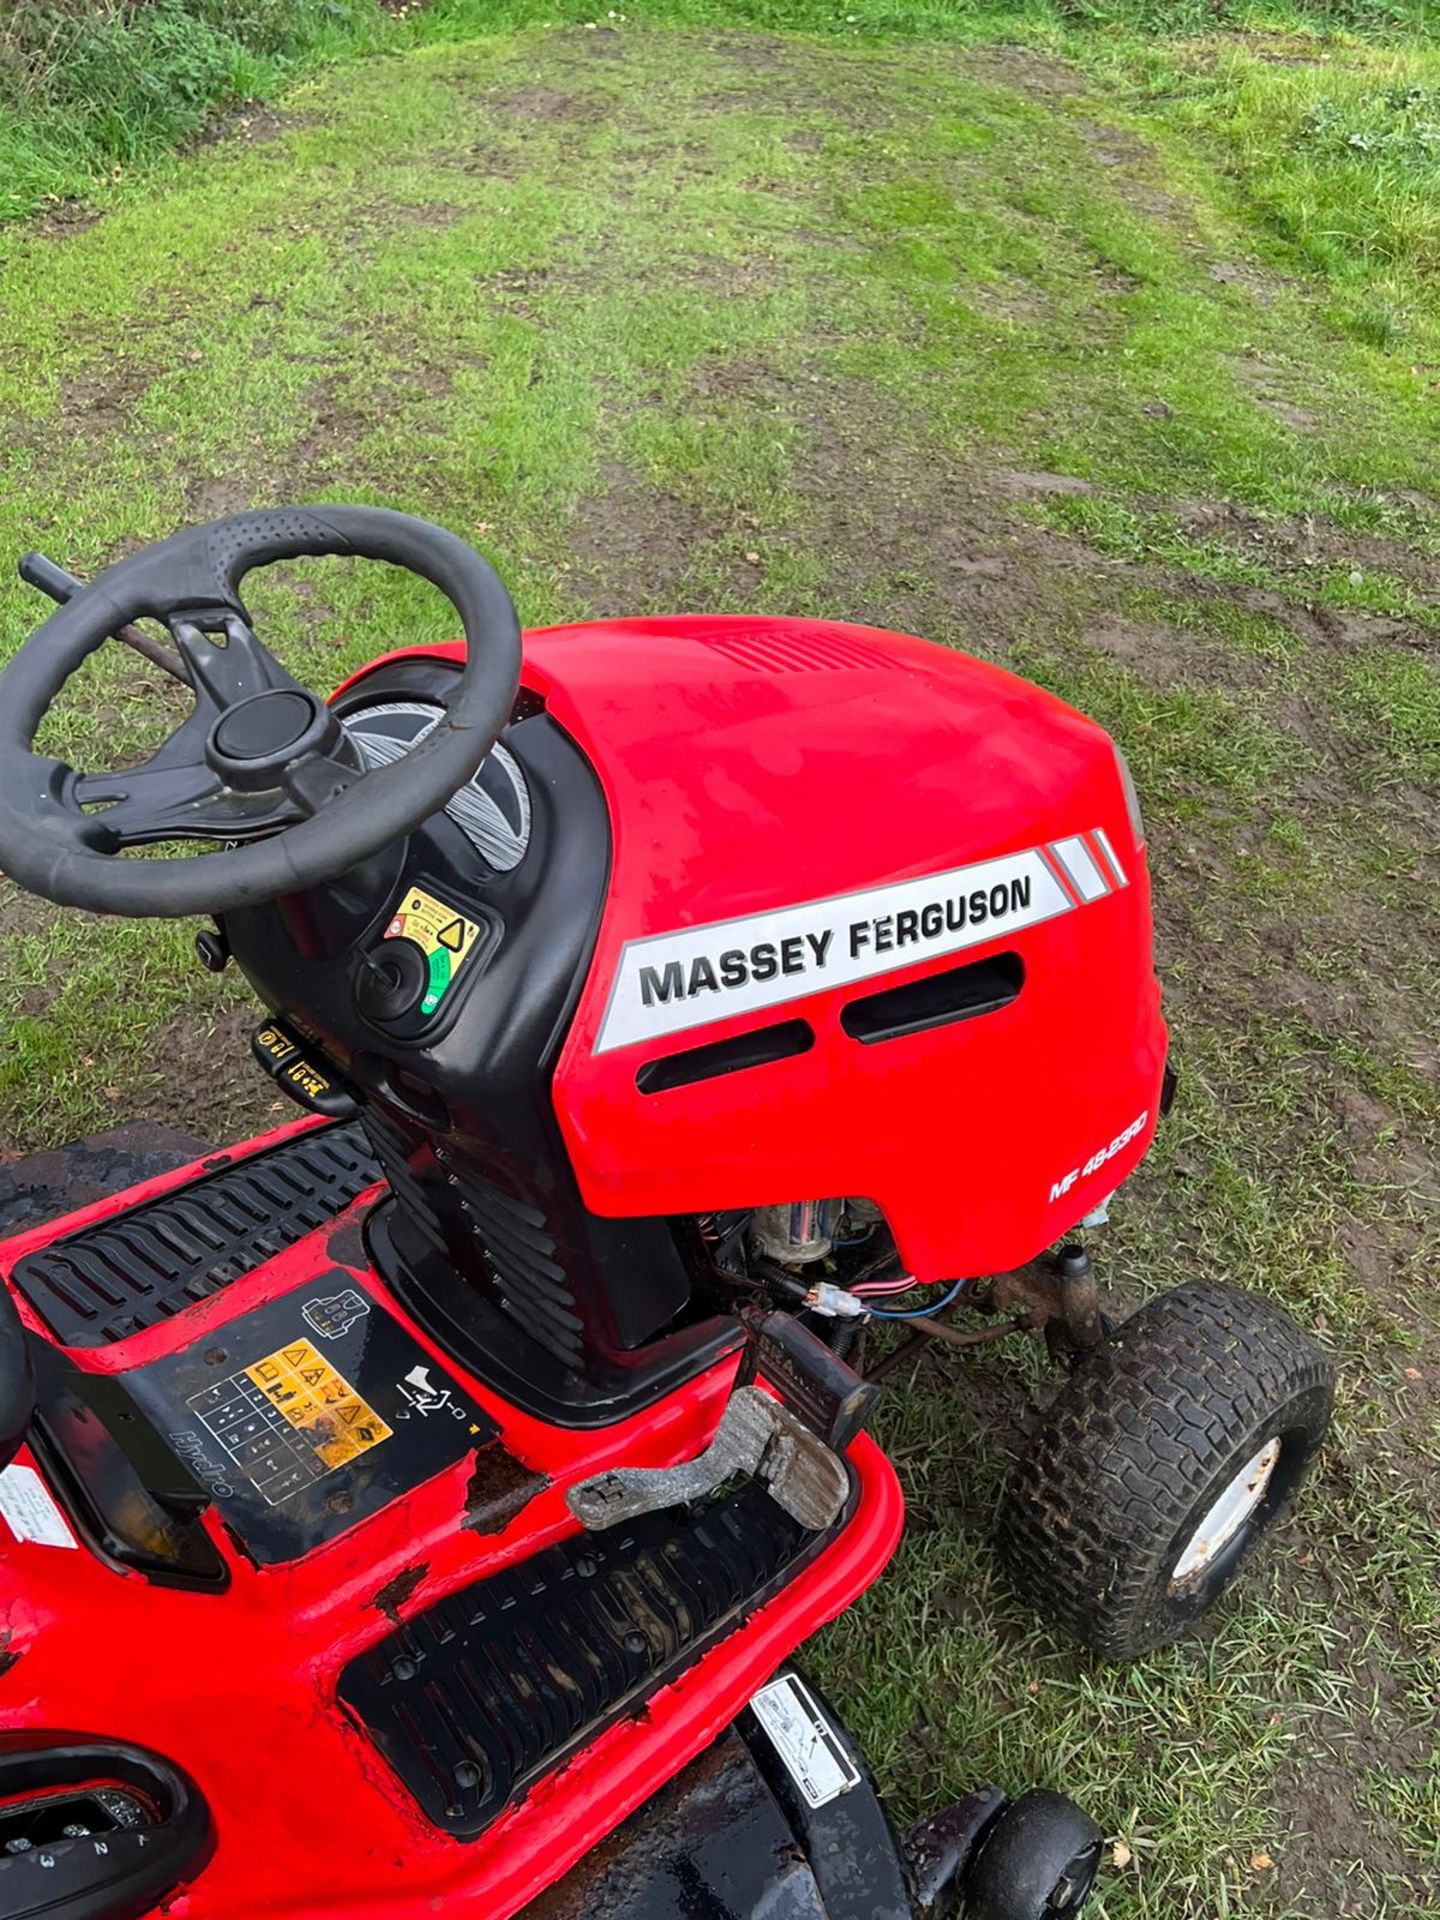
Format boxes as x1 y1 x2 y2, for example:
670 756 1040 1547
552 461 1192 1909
0 610 1166 1920
0 1121 903 1920
386 614 1168 1279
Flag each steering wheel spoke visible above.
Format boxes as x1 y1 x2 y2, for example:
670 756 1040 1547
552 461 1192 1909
172 616 305 716
72 758 233 847
281 749 364 819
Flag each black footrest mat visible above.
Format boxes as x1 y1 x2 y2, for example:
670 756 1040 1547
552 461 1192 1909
339 1476 837 1837
10 1122 382 1347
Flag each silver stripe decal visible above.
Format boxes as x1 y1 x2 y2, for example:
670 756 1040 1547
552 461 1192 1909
1049 835 1110 904
1093 827 1128 888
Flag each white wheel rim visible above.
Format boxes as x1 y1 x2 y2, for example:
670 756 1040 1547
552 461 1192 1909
1171 1437 1281 1583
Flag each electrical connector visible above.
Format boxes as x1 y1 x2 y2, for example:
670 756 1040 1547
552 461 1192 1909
803 1282 866 1319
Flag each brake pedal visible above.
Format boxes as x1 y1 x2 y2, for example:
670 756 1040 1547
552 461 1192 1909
568 1385 849 1532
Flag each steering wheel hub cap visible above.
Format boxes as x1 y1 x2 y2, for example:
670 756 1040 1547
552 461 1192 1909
208 688 336 790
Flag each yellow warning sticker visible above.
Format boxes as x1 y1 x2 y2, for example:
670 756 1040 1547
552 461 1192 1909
282 1056 333 1103
244 1340 392 1472
254 1023 297 1064
383 886 484 1016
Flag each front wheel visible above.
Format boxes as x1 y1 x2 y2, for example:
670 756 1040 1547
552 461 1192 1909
997 1279 1334 1660
963 1789 1102 1919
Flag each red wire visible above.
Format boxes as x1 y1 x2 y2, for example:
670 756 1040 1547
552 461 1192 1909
853 1273 939 1298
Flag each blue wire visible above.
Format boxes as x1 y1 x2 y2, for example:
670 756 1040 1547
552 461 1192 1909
864 1278 967 1321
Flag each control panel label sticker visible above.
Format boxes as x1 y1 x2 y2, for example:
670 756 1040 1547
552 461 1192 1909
128 1274 501 1565
750 1673 860 1809
0 1462 78 1550
303 1288 370 1341
184 1343 393 1511
254 1022 298 1065
282 1056 335 1103
384 887 483 1016
189 1344 397 1505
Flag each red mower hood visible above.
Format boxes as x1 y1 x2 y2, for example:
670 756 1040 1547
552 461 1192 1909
359 614 1167 1279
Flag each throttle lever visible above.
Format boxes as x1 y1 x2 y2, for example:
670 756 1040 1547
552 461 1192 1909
19 550 190 684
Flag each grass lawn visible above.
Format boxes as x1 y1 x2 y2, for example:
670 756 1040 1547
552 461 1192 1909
1 8 1437 1916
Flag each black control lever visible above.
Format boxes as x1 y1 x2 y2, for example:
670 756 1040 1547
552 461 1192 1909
19 550 190 683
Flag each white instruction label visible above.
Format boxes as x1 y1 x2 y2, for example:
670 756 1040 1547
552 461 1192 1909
0 1463 77 1549
750 1673 860 1809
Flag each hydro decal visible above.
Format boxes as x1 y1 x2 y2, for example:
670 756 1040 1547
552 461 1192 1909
1048 1108 1149 1206
596 830 1127 1053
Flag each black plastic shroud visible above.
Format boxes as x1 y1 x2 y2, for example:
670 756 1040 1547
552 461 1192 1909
224 662 734 1425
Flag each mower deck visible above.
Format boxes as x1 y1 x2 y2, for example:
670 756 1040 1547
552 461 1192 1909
0 1119 904 1920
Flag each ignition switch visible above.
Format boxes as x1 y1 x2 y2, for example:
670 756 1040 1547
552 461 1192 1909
355 940 431 1025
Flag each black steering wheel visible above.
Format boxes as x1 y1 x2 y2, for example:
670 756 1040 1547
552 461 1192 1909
0 1284 35 1474
0 506 522 918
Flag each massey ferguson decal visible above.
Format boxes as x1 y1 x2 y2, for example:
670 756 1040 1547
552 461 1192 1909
596 831 1127 1053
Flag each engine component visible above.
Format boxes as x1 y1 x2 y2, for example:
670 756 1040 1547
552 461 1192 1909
748 1200 844 1266
802 1282 865 1320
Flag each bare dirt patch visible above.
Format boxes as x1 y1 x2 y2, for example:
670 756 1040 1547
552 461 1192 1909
962 43 1090 100
565 458 747 610
1226 352 1319 433
1076 118 1181 217
378 199 474 230
59 361 155 439
779 391 1109 651
1274 1655 1435 1911
154 1003 278 1143
555 24 631 63
287 374 396 484
692 354 772 397
34 201 103 242
183 103 329 153
1208 258 1280 305
699 34 915 124
996 469 1096 499
487 85 611 126
1081 614 1201 683
1172 495 1440 605
1309 603 1435 652
564 353 1105 651
444 139 520 181
186 474 255 521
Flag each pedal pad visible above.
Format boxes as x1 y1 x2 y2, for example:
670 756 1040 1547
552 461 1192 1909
740 1308 879 1452
250 1018 357 1119
567 1385 849 1534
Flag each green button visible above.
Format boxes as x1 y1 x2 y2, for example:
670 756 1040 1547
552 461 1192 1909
420 946 452 1017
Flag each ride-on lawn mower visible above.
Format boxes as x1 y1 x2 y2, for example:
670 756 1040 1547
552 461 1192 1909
0 508 1335 1920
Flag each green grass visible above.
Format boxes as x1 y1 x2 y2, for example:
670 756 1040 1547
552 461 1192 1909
0 9 1437 1917
0 0 394 220
6 2 1440 223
